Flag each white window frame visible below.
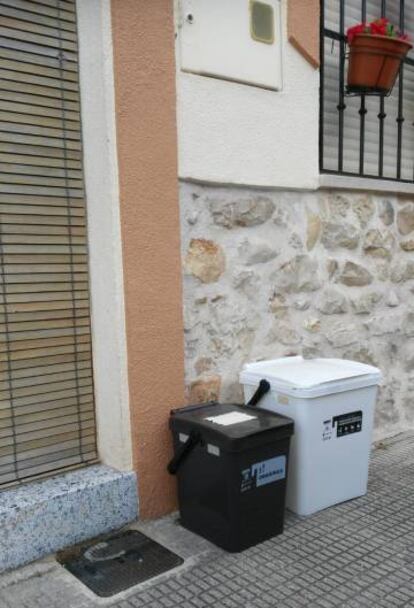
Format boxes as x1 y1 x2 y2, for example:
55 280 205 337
76 0 132 472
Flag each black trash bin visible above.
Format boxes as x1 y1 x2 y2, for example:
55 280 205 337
168 401 294 552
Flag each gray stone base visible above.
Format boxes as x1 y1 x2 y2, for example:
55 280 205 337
0 465 138 573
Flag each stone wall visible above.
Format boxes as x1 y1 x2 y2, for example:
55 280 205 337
180 182 414 440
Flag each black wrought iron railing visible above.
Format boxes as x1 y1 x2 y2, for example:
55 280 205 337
320 0 414 183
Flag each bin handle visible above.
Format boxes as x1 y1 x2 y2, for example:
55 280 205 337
247 379 271 406
167 430 201 475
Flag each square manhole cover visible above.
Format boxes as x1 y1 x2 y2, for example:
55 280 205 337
57 529 184 597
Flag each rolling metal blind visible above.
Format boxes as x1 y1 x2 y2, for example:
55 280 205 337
321 0 414 182
0 0 97 487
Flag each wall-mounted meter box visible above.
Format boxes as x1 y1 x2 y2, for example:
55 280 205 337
178 0 283 90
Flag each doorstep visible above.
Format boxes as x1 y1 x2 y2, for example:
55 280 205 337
0 465 138 573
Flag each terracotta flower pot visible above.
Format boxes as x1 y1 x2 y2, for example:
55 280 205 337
347 34 412 94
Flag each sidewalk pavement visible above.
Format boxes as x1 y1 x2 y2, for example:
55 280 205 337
1 433 414 608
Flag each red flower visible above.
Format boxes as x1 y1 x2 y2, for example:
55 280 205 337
347 17 410 44
373 18 389 27
370 18 388 36
347 23 367 44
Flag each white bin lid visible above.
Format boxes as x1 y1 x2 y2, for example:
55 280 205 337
240 356 382 398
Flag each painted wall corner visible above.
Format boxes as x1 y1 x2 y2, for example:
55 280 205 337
288 0 320 69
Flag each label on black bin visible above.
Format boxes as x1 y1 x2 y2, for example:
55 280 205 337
240 455 286 492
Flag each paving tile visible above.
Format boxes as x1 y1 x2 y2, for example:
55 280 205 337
2 434 414 608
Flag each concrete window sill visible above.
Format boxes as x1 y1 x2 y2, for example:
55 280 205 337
319 173 414 196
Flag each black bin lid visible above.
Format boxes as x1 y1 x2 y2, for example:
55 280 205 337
170 402 294 451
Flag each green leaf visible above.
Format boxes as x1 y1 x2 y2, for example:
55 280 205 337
387 23 396 37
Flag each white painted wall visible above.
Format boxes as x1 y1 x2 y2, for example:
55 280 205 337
175 0 320 189
76 0 133 472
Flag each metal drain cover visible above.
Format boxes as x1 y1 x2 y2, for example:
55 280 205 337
57 530 184 597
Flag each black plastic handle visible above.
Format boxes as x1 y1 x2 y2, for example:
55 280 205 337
167 431 201 475
247 379 271 406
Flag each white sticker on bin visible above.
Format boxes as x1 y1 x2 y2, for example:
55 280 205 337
207 444 220 456
205 412 257 426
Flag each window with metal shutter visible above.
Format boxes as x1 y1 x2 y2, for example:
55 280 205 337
0 0 98 487
321 0 414 182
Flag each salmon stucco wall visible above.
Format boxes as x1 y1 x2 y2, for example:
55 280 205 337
288 0 320 68
111 0 185 518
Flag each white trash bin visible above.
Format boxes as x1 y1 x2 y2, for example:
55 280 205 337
240 356 382 516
